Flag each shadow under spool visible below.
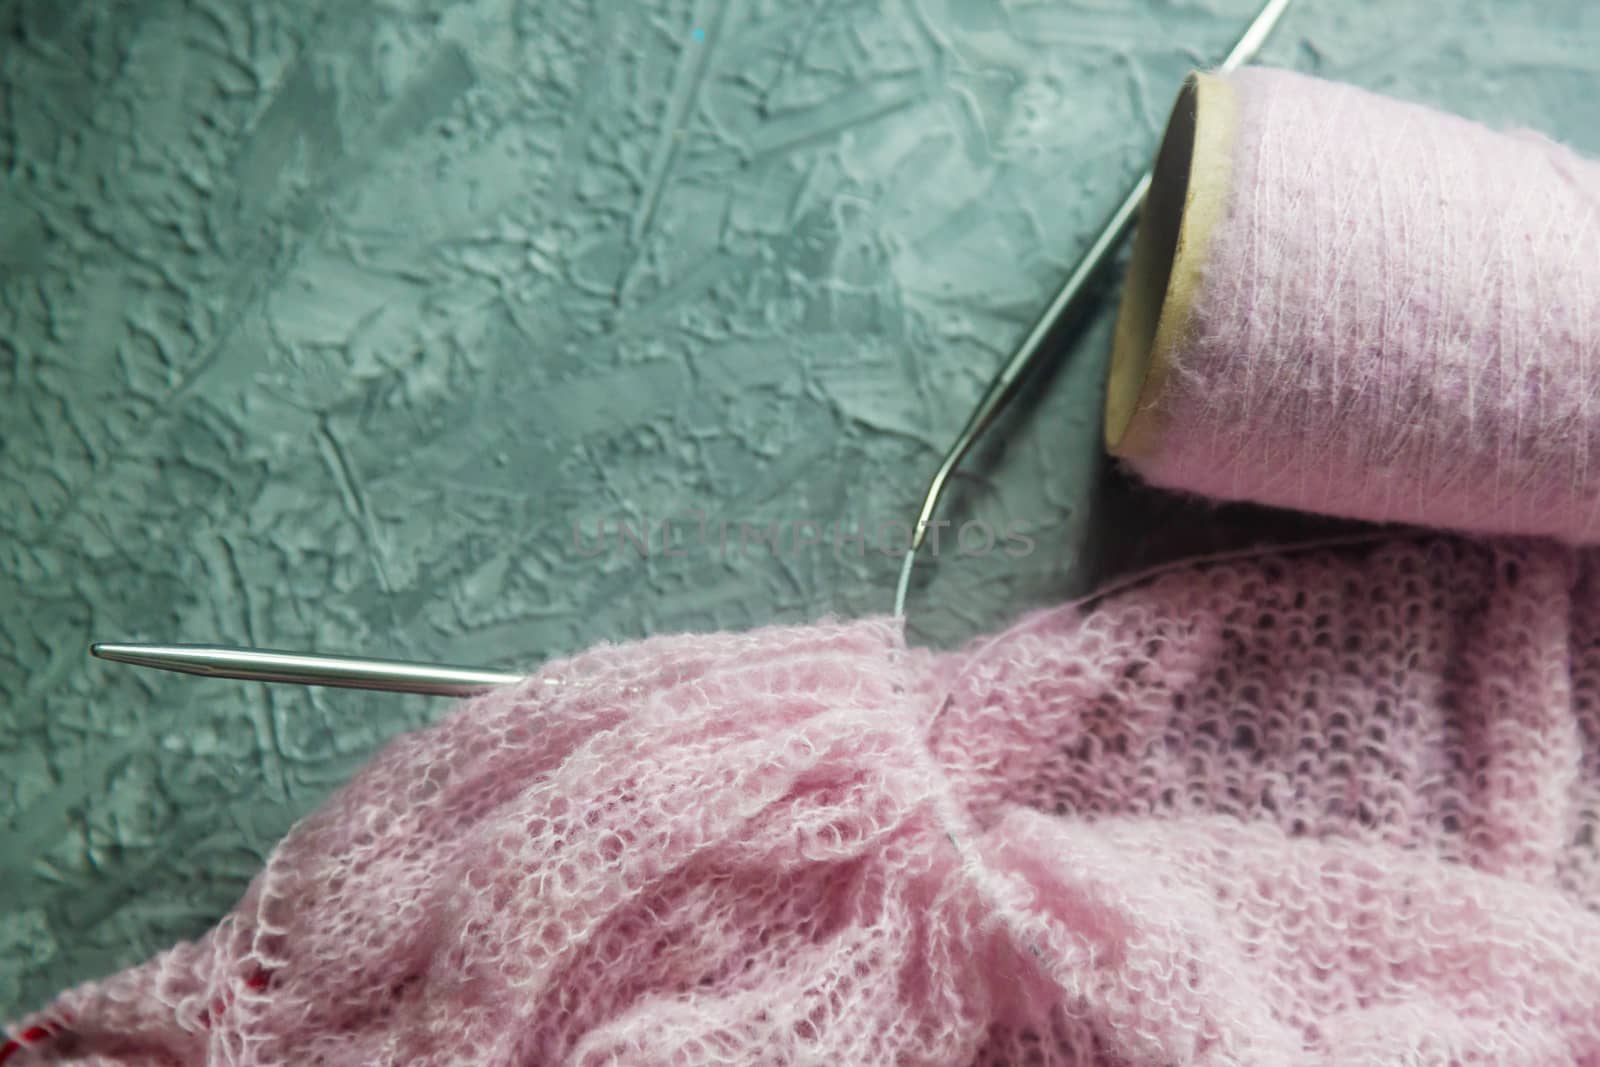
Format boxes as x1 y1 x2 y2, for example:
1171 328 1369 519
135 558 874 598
1104 73 1237 461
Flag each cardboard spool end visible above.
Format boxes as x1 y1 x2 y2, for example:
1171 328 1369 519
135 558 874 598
1104 73 1238 458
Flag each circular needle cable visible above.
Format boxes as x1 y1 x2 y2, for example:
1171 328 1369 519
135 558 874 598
892 0 1296 619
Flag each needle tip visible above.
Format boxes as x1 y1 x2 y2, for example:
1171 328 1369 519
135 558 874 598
91 642 158 668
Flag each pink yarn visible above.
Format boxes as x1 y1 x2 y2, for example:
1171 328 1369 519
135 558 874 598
1128 68 1600 540
11 536 1600 1064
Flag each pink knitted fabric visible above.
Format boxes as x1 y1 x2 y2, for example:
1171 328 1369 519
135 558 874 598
1126 69 1600 541
11 536 1600 1064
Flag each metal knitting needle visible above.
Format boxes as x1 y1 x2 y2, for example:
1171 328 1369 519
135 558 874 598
89 0 1295 698
891 0 1296 618
90 643 527 697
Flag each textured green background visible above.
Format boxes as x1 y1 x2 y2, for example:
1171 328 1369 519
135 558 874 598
3 0 1598 1016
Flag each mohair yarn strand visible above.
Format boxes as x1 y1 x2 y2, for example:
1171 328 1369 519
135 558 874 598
1109 68 1600 539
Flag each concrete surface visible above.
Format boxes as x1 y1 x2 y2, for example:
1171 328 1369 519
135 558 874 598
3 0 1597 1015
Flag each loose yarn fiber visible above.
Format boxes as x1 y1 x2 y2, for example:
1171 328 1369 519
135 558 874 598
10 537 1600 1064
1107 68 1600 539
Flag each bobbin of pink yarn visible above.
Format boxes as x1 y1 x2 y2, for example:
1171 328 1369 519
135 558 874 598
1106 68 1600 541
